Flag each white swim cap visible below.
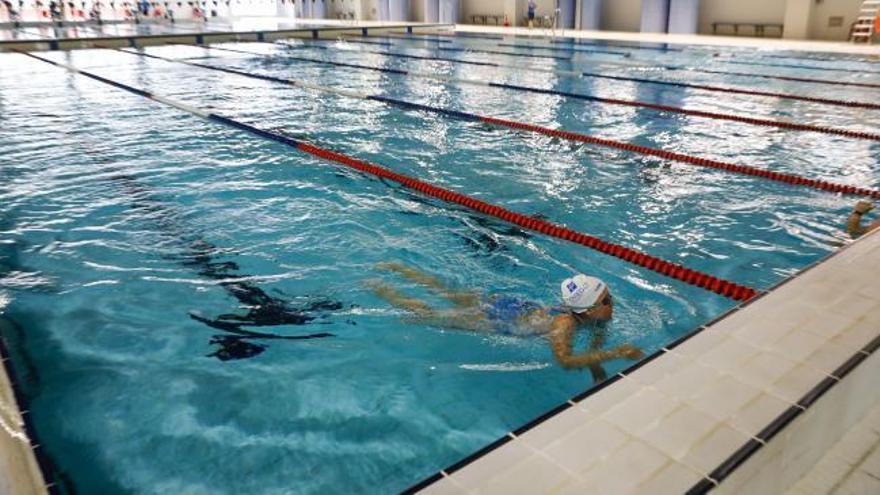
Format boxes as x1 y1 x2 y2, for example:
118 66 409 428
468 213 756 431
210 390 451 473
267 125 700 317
560 274 607 313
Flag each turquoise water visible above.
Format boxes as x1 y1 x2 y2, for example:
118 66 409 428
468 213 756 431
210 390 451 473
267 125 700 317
0 34 878 493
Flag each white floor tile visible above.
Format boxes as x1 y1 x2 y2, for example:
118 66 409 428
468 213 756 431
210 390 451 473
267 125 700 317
541 418 628 475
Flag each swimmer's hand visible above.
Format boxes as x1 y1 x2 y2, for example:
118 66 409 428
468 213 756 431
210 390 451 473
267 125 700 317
855 201 874 215
612 343 644 361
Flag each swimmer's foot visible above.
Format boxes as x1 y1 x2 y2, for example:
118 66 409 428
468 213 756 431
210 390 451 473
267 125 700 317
362 278 387 289
375 261 409 273
362 278 396 297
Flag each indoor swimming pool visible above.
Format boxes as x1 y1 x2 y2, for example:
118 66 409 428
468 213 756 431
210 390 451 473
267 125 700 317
0 31 878 493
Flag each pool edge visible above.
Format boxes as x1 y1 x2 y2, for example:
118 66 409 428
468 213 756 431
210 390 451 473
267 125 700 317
0 326 50 495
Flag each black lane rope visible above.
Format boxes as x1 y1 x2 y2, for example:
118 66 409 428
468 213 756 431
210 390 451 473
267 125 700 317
290 39 880 110
420 33 880 88
342 39 880 108
495 42 632 57
20 50 760 301
279 38 880 90
311 37 574 61
248 42 880 142
427 30 685 52
158 46 879 200
681 66 880 90
724 59 880 75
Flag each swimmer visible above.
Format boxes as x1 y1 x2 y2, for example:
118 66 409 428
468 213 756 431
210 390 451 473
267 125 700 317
367 263 643 371
527 0 536 28
847 201 880 238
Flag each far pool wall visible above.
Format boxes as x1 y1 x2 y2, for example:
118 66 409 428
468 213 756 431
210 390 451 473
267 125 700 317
455 0 866 40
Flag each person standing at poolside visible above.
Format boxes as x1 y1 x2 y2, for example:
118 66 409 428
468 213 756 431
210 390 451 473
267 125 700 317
367 263 643 372
527 0 536 28
847 201 880 238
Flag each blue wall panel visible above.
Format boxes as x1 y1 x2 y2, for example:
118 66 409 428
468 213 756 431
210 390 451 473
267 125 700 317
640 0 669 33
578 0 601 30
667 0 698 34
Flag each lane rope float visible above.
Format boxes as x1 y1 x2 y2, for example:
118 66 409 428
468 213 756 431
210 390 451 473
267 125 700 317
182 46 880 200
19 50 760 302
254 42 880 142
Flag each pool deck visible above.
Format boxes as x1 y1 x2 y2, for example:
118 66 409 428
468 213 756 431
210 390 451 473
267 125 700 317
454 24 880 56
413 227 880 494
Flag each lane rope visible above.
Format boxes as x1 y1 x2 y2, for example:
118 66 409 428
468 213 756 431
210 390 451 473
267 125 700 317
687 67 880 90
19 50 760 302
257 42 880 142
286 39 880 110
724 59 880 75
343 37 880 108
152 46 880 200
494 42 631 57
437 46 572 60
549 39 685 52
416 33 880 89
576 71 880 110
431 30 685 52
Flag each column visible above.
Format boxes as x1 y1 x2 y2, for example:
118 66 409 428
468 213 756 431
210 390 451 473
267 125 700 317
640 0 669 33
438 0 457 23
377 0 389 19
667 0 698 34
577 0 600 30
558 0 575 28
503 0 517 26
423 0 438 22
782 0 811 39
388 0 406 20
313 0 326 18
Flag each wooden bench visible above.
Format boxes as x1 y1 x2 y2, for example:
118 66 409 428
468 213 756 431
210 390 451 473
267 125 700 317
712 22 783 37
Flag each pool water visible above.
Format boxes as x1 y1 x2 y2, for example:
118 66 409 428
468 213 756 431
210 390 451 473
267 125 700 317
0 33 878 493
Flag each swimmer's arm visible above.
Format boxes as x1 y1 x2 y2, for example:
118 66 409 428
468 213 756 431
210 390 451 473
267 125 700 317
846 211 868 237
548 316 618 370
847 202 878 237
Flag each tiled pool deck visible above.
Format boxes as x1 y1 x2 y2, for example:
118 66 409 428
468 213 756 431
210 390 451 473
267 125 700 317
1 21 879 495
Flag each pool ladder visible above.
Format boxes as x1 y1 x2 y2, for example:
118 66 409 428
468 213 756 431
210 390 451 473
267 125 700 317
851 0 878 43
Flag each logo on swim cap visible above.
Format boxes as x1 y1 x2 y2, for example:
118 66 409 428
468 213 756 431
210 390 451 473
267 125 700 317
560 274 607 313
